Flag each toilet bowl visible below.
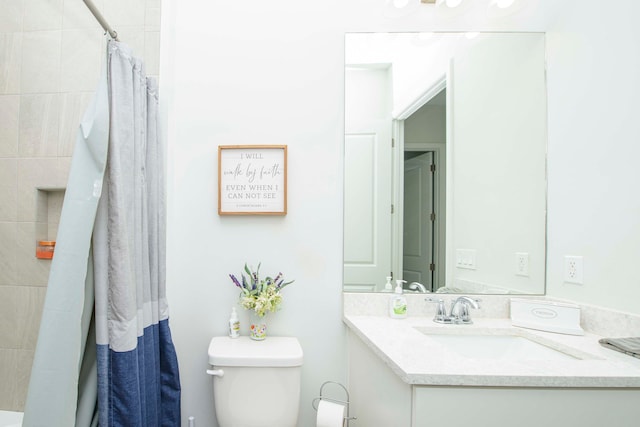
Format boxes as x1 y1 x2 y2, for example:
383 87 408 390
207 336 303 427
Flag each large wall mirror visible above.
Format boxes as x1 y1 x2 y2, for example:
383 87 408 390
344 32 547 295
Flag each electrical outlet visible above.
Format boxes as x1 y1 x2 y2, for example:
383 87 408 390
515 252 529 276
564 256 583 284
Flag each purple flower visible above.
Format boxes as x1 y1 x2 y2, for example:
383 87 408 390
242 275 252 290
231 263 294 296
229 274 242 288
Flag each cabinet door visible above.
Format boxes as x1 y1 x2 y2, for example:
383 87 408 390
348 332 411 427
413 386 640 427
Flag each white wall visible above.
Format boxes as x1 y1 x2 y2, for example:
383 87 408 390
545 2 640 313
162 2 348 425
345 32 464 116
160 0 640 425
450 34 547 294
405 105 446 145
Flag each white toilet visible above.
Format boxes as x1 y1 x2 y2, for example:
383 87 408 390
207 336 303 427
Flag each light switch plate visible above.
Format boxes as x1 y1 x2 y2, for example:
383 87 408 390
455 249 476 270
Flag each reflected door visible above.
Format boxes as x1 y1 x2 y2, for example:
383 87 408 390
343 121 392 291
344 66 393 292
402 152 434 289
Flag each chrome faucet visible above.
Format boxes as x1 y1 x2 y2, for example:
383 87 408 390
449 296 480 324
408 282 428 293
426 296 481 324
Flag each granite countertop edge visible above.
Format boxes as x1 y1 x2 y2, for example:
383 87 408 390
343 314 640 388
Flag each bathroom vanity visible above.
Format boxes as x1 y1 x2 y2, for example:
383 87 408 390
344 295 640 427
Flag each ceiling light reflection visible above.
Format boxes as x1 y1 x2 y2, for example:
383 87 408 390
495 0 515 8
393 0 411 8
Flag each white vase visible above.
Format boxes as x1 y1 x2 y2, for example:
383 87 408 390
249 312 267 340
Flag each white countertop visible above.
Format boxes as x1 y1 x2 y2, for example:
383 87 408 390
344 314 640 388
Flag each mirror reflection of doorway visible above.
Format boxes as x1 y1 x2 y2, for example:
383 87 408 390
397 87 446 292
402 151 435 289
345 33 547 294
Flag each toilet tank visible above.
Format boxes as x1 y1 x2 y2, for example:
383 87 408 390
208 336 303 427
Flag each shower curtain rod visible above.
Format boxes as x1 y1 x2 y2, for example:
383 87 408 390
83 0 119 41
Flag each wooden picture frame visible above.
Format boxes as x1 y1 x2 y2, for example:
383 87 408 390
218 145 287 215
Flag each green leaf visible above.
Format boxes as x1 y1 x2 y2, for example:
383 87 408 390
279 280 295 289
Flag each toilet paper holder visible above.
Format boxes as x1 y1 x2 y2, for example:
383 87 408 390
312 381 356 426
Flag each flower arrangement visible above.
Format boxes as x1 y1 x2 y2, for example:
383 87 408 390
229 263 294 317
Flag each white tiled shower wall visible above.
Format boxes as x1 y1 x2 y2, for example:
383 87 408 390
0 0 161 411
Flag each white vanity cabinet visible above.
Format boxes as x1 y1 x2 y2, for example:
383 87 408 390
347 330 640 427
412 386 640 427
348 331 412 426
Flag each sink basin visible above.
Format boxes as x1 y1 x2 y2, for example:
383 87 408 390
415 328 581 361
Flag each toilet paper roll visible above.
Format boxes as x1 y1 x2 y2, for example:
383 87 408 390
316 400 346 427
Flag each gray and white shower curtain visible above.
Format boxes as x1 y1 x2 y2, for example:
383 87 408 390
23 40 180 427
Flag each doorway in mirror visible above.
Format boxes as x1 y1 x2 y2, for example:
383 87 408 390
403 151 436 290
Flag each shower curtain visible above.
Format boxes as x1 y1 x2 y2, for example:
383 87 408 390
23 40 180 427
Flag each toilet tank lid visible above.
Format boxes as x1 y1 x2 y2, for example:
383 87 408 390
208 336 303 367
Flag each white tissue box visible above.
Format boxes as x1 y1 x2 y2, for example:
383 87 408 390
510 298 584 335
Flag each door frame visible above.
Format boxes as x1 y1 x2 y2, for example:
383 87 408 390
391 75 448 290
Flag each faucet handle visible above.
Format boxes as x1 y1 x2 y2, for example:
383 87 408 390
425 297 448 323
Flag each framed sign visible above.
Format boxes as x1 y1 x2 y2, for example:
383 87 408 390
218 145 287 215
